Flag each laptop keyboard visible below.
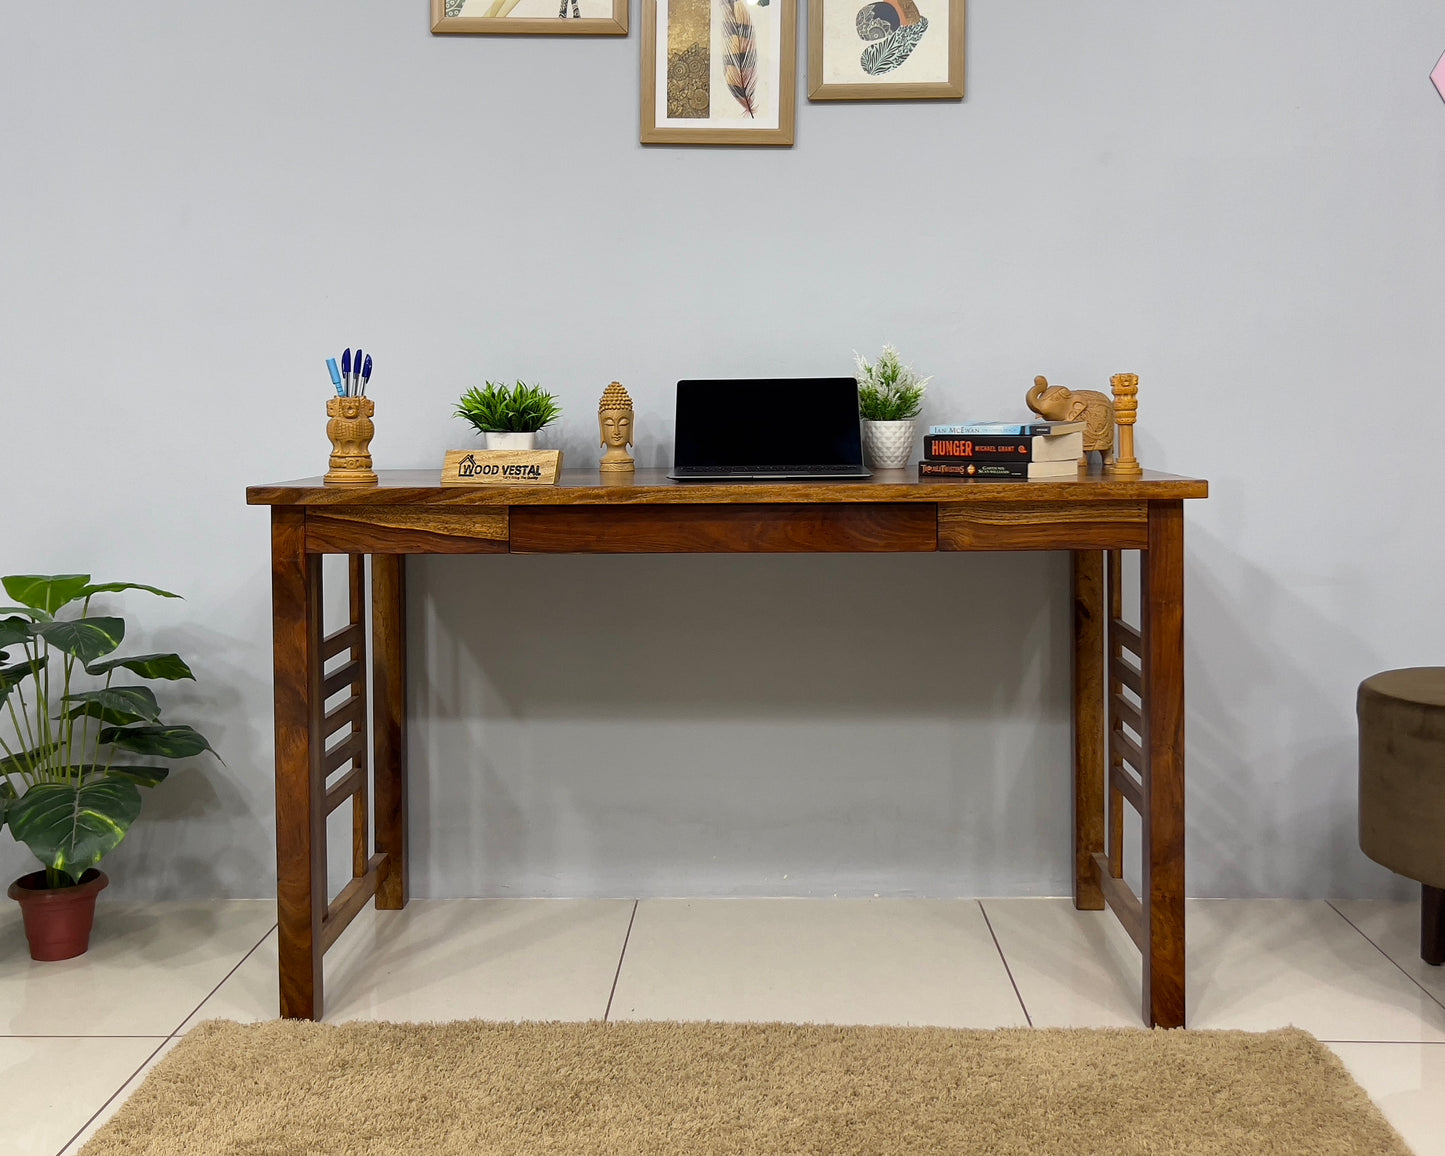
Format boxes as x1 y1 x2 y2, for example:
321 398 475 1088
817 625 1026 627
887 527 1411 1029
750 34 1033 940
672 465 865 476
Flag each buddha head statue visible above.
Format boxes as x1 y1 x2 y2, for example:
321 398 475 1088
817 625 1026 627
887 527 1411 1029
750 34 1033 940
598 381 635 471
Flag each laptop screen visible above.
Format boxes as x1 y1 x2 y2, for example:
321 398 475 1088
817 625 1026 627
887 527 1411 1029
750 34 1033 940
673 378 864 468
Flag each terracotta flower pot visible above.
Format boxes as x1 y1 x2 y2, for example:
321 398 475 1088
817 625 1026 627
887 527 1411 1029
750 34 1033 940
7 869 108 961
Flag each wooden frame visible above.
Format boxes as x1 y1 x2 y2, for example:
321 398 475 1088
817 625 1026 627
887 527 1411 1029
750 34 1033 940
641 0 797 145
431 0 627 36
808 0 963 101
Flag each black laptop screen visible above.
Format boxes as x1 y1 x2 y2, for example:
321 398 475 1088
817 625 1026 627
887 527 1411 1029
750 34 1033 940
673 378 864 468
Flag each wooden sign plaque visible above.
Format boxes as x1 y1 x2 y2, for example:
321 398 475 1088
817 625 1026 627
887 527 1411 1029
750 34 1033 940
441 449 564 486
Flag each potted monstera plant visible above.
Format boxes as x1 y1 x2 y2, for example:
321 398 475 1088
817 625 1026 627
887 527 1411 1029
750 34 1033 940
0 574 215 960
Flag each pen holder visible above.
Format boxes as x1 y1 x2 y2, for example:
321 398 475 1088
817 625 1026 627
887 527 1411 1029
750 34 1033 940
324 396 378 486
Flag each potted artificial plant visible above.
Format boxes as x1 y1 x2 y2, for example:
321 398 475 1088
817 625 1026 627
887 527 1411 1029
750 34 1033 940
454 381 562 450
0 574 215 960
855 344 930 470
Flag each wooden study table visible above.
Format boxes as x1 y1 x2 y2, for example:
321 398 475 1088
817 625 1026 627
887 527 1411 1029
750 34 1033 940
247 467 1208 1027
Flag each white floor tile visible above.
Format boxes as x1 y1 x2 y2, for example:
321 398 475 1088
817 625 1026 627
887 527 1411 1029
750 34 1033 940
609 898 1028 1027
1327 1042 1445 1156
980 898 1144 1027
181 899 634 1027
0 1036 162 1156
0 901 276 1037
56 1037 181 1156
1332 899 1445 1012
1188 900 1445 1041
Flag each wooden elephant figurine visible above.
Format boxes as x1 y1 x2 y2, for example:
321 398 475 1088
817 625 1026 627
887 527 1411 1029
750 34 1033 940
1026 375 1115 468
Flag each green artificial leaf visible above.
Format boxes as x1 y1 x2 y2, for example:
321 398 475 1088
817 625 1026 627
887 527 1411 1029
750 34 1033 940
0 615 35 649
99 723 215 761
0 605 52 623
0 743 60 778
61 686 163 727
2 575 91 615
6 778 143 879
77 581 181 601
34 616 125 665
106 765 170 788
85 652 195 681
0 655 48 707
0 779 14 827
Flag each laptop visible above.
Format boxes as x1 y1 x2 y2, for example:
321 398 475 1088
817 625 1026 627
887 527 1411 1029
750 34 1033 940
668 377 872 479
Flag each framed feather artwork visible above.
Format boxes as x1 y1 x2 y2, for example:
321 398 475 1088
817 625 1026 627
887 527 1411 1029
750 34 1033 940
640 0 797 145
431 0 627 36
808 0 962 100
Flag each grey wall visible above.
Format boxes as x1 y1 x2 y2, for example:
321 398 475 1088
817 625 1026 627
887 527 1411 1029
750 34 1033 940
2 2 1442 900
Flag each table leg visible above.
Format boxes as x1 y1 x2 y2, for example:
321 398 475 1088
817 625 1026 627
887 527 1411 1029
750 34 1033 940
271 508 325 1020
372 555 408 910
1072 550 1105 910
1142 500 1186 1028
1423 884 1445 966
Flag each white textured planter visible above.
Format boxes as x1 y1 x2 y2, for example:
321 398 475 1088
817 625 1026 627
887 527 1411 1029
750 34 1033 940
861 419 917 470
484 431 537 450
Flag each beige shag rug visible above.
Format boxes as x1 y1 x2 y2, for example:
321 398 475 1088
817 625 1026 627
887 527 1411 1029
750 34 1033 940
80 1019 1409 1155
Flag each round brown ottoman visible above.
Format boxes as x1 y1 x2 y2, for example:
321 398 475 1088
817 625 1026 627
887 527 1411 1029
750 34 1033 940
1358 667 1445 965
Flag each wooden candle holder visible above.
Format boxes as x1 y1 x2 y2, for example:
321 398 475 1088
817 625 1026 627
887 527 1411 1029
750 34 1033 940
324 396 378 486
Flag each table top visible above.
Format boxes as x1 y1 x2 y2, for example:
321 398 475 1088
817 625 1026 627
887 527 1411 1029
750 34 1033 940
248 468 1209 508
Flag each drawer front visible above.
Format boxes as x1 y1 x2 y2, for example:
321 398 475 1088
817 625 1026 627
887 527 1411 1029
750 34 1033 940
510 503 938 553
306 508 510 554
938 501 1148 551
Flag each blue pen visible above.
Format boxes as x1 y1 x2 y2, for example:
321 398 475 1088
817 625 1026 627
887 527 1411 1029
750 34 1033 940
341 349 352 396
360 354 372 397
326 358 344 398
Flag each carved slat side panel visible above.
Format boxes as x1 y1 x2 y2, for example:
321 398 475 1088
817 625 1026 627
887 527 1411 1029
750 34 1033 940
306 508 510 554
939 502 1148 551
510 504 938 553
1091 852 1146 951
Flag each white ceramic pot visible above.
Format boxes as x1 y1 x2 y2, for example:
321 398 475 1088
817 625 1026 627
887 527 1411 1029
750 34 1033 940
861 419 916 470
484 431 537 450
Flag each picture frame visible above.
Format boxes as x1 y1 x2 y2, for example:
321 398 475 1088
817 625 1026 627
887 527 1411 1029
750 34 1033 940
641 0 797 145
808 0 963 101
431 0 628 37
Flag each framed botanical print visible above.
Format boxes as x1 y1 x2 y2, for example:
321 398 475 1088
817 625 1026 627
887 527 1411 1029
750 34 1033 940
808 0 963 100
641 0 796 145
431 0 627 36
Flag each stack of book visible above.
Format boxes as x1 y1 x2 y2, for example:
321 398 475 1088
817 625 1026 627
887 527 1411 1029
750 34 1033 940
918 421 1085 479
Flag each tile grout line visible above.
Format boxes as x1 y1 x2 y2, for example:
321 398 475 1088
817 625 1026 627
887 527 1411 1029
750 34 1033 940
1326 901 1445 1016
603 900 639 1023
54 1036 174 1156
978 900 1032 1028
53 919 279 1156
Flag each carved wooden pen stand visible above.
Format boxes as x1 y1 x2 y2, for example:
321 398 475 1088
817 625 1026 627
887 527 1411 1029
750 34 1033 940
325 396 378 486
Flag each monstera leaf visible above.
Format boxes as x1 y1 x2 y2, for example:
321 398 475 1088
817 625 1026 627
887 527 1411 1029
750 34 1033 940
0 615 33 649
6 778 143 883
85 652 195 681
76 581 180 602
99 723 215 760
62 686 163 726
2 575 92 616
34 617 125 665
0 655 47 707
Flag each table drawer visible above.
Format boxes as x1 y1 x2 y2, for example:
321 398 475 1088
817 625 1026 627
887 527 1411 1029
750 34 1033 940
938 501 1148 550
510 503 938 553
306 508 510 554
